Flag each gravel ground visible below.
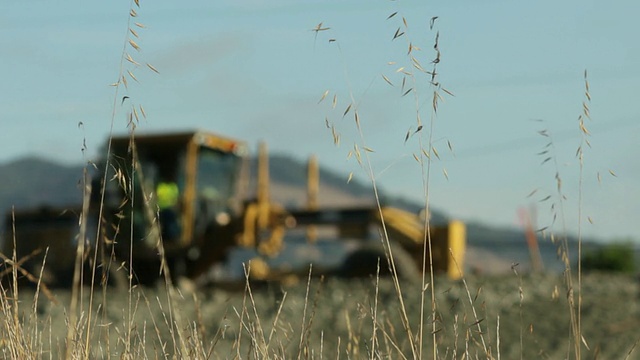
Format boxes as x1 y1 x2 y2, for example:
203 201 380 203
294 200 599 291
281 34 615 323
3 271 640 359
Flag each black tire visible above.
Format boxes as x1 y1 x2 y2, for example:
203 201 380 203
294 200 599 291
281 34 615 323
127 258 163 286
338 242 420 281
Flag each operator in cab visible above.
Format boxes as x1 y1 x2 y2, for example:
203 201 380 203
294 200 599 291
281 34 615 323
156 176 181 242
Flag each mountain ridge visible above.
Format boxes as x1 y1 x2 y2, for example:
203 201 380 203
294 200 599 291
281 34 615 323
0 155 594 273
0 155 553 247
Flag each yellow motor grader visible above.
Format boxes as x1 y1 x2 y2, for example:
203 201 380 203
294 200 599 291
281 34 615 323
1 131 465 286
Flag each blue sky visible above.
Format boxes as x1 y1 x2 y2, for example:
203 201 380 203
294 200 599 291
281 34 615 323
1 0 638 242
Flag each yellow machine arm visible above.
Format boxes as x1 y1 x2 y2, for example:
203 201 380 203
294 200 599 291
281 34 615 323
376 207 466 280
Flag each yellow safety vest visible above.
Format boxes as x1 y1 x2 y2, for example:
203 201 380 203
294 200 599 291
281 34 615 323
157 182 179 209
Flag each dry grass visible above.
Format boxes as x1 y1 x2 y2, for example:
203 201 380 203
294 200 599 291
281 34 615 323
2 261 640 358
1 2 638 360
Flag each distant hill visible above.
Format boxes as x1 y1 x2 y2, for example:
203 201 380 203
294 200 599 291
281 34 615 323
0 155 589 273
0 157 85 214
0 154 445 221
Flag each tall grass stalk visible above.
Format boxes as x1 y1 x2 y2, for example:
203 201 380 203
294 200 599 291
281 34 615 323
575 69 592 359
318 9 463 358
534 69 594 359
535 125 581 358
318 32 419 359
414 20 445 360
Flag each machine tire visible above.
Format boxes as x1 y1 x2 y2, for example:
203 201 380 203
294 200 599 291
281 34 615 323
338 242 420 282
127 258 163 286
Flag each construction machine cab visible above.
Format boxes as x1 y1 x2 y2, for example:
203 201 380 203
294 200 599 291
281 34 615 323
100 131 248 279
